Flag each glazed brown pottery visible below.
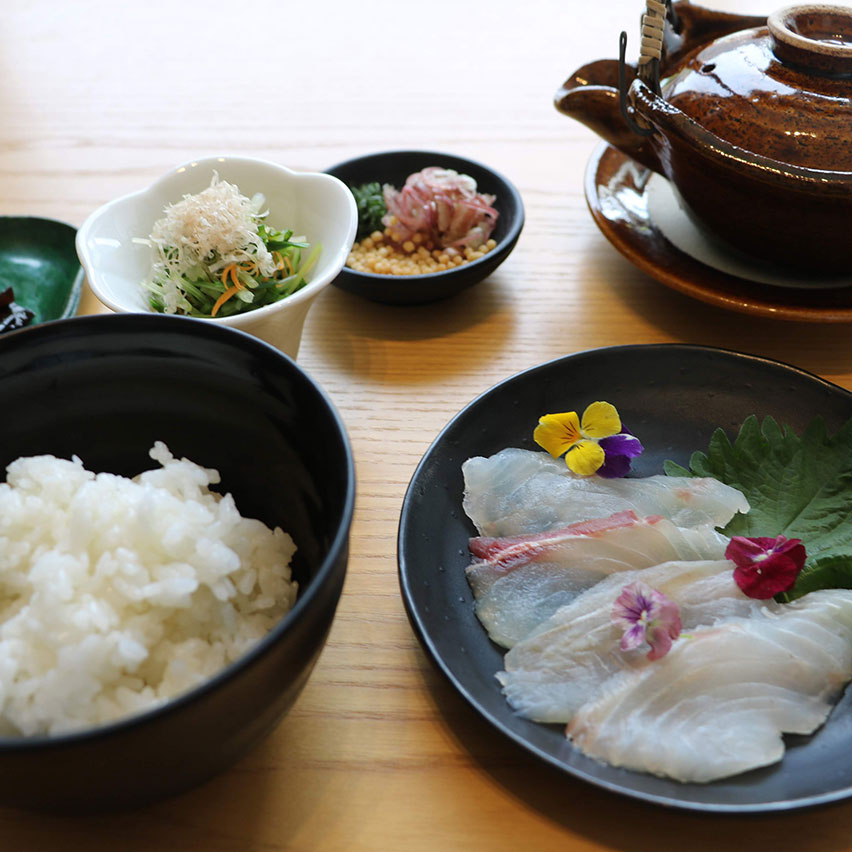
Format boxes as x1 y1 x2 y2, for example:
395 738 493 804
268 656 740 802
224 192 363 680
585 143 852 321
557 2 852 275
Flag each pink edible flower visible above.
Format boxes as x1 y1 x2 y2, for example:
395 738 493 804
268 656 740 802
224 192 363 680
725 535 806 599
611 581 682 661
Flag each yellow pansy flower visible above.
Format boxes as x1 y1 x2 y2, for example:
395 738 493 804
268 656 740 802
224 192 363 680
533 401 626 477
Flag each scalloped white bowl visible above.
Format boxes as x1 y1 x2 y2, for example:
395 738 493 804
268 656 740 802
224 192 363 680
76 156 357 358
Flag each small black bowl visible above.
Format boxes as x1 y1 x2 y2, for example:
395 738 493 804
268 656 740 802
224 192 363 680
325 150 524 305
0 314 354 811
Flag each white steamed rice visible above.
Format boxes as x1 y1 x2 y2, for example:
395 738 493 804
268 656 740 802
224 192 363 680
0 442 298 737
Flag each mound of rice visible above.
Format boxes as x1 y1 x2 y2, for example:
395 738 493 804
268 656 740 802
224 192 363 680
0 442 297 736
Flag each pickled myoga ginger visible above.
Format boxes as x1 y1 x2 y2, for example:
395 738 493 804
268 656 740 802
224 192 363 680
383 167 498 250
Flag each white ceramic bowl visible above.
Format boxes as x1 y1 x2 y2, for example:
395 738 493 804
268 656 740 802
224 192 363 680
76 156 357 358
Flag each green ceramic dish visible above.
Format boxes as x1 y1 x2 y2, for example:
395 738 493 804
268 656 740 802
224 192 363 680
0 216 83 324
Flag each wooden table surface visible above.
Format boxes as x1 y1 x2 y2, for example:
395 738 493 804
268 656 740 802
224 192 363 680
4 1 852 848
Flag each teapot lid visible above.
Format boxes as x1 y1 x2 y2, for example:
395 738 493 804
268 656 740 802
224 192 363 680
659 4 852 170
768 4 852 74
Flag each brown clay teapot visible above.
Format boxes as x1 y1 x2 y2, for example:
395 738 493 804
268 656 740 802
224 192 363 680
557 2 852 274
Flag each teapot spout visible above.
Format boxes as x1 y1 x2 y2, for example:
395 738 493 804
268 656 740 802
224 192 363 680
555 59 663 174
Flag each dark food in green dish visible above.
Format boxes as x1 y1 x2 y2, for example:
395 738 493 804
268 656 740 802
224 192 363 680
0 288 34 333
0 216 83 325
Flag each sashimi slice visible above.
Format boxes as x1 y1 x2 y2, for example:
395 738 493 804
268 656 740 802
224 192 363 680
567 589 852 783
498 559 769 722
462 448 749 537
467 511 728 648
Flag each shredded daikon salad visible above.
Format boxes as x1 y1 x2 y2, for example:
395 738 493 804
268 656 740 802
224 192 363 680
142 173 321 318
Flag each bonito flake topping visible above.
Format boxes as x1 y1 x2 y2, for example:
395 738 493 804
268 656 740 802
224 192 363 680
149 173 277 312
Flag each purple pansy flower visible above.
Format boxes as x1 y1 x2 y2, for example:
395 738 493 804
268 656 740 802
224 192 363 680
611 581 682 661
598 427 644 478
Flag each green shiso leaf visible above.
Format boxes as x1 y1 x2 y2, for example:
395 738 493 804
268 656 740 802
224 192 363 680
350 182 387 239
669 414 852 600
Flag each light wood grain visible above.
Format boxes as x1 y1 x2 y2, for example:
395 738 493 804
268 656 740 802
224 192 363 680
3 0 852 848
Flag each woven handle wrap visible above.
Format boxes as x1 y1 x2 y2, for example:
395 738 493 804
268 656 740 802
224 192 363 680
638 0 666 66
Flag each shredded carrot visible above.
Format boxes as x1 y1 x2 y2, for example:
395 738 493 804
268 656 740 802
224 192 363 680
271 251 294 276
211 264 247 316
211 284 240 317
220 264 241 289
211 253 298 315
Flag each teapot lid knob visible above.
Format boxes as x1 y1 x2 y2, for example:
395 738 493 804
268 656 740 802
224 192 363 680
768 4 852 75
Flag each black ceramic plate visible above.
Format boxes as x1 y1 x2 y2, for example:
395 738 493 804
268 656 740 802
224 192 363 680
398 344 852 813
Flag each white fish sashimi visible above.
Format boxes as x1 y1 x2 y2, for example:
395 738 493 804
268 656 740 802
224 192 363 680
467 510 729 648
498 559 770 723
567 589 852 783
462 448 749 537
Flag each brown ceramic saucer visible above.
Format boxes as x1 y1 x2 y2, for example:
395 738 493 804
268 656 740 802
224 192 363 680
585 143 852 323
